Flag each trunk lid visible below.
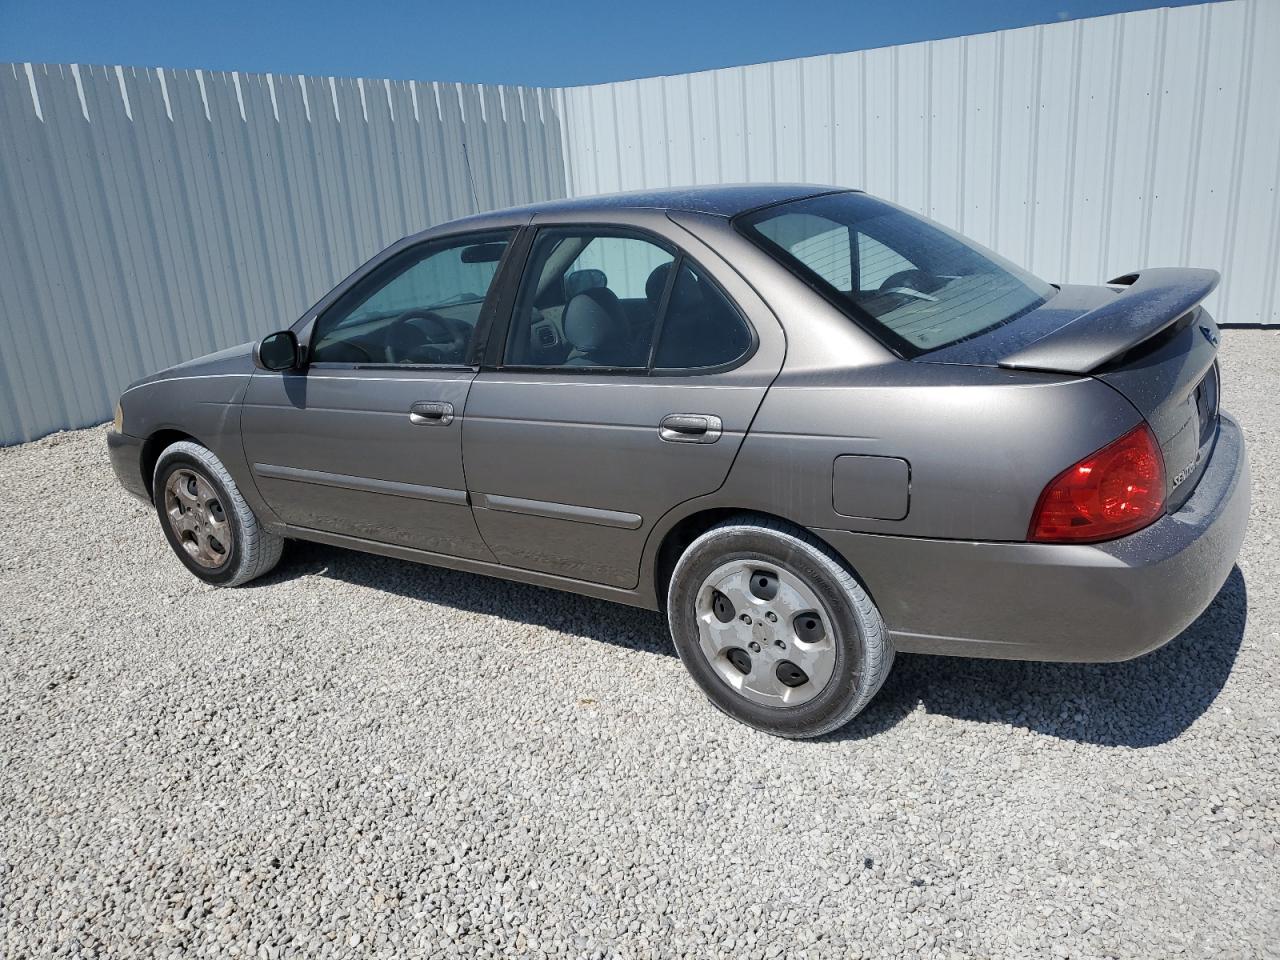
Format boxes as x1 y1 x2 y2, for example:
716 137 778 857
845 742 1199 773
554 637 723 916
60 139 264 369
921 268 1222 509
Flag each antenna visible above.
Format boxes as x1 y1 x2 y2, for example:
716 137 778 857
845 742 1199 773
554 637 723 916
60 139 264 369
461 140 480 212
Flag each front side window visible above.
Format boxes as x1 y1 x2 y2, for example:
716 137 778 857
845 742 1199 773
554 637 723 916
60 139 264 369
739 192 1054 355
503 228 752 372
311 230 512 365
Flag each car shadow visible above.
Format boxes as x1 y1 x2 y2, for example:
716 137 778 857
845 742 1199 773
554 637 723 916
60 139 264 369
270 540 678 660
833 565 1249 747
271 543 1247 749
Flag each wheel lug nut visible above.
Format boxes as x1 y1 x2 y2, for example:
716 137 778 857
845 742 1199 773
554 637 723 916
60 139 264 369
749 641 761 653
739 613 751 624
775 639 786 649
765 611 778 622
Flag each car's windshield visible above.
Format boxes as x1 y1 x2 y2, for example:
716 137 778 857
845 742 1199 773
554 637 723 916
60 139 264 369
737 192 1055 356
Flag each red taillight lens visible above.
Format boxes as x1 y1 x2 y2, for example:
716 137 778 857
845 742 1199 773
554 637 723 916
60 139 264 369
1028 423 1166 543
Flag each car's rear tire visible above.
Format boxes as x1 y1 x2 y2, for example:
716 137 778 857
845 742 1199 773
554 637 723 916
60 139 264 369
666 516 893 738
153 440 283 587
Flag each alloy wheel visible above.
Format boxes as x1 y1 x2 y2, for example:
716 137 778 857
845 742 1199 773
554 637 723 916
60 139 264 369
163 468 232 569
694 560 838 707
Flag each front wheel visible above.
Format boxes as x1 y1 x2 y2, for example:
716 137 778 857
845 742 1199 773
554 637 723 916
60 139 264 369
666 517 893 738
153 440 283 587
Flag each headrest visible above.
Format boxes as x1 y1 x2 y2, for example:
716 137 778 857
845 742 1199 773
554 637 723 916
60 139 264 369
564 268 607 300
645 263 672 305
645 262 702 312
563 287 627 353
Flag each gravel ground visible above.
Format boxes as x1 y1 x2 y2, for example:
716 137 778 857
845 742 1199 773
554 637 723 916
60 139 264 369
2 330 1278 959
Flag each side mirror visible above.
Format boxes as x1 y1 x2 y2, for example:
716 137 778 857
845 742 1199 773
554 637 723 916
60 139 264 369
254 330 301 371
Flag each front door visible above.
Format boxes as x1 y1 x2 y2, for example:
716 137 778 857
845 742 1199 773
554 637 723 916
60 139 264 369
241 229 515 559
461 222 784 588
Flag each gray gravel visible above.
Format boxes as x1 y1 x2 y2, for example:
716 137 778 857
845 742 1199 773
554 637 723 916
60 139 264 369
3 330 1279 959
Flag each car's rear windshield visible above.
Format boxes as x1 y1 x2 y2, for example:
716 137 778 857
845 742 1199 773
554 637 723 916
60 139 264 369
736 192 1055 357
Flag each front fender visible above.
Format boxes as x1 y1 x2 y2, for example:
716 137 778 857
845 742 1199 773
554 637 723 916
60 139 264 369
116 343 281 527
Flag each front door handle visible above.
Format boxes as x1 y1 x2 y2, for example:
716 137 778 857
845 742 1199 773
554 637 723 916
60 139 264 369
659 413 722 443
409 401 455 426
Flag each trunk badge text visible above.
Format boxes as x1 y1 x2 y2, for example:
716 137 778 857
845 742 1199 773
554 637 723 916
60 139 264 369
1171 450 1202 489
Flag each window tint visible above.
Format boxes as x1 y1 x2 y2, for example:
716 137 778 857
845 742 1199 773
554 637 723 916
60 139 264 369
857 232 917 290
652 261 753 369
503 227 753 372
753 211 920 295
754 213 853 291
565 235 672 300
739 193 1054 355
504 230 674 369
311 231 511 365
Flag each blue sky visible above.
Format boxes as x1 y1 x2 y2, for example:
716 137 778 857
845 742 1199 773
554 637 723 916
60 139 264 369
1 0 1214 87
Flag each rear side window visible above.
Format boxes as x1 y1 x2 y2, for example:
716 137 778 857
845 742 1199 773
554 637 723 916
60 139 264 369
565 235 673 301
502 227 753 373
652 260 753 370
739 192 1054 356
504 230 674 369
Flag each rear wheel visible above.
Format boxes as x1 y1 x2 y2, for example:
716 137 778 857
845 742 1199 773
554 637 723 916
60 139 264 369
153 441 282 587
667 516 892 738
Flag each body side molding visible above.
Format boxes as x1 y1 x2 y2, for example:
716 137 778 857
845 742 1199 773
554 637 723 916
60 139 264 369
252 463 468 506
472 492 643 530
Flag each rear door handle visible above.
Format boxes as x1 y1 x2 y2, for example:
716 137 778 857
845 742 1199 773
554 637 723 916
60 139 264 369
659 413 722 443
409 401 455 425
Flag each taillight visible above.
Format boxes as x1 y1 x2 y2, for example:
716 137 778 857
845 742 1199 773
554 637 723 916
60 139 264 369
1028 423 1166 543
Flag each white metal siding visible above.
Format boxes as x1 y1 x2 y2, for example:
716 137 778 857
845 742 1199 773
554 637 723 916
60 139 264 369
3 0 1278 446
561 0 1280 329
0 66 566 444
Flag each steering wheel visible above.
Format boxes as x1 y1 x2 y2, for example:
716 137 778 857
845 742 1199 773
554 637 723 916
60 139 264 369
388 309 470 362
878 269 945 300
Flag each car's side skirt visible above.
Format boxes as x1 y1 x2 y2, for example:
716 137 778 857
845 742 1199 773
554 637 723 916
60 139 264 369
278 523 658 610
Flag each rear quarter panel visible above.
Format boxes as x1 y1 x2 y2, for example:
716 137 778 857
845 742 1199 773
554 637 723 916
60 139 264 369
724 362 1141 542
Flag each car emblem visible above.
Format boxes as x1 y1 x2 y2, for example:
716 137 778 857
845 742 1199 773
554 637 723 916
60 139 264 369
1170 450 1202 488
1199 325 1219 347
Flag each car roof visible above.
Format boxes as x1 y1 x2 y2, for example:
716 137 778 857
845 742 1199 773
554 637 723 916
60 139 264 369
423 183 851 236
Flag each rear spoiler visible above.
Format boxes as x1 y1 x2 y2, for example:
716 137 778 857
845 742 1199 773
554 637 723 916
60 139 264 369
998 267 1220 374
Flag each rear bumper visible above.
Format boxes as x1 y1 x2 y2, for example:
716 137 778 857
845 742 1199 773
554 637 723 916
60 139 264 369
107 430 150 503
816 413 1250 662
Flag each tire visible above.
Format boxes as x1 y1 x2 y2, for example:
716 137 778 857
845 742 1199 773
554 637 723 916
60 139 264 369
152 440 283 587
666 515 893 739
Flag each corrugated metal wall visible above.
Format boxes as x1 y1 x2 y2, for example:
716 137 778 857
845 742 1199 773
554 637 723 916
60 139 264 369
560 0 1280 331
4 0 1279 445
0 65 566 444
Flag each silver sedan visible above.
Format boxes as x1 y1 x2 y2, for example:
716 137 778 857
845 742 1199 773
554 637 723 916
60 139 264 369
108 185 1249 737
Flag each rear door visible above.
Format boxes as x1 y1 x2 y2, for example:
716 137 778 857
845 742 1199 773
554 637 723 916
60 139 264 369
461 214 785 589
241 229 515 559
